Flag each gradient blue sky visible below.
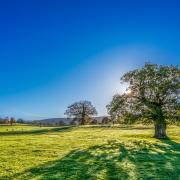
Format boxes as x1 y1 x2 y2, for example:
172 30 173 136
0 0 180 120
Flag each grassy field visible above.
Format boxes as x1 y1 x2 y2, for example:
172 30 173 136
0 124 179 180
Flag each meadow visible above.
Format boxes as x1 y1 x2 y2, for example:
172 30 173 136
0 124 179 180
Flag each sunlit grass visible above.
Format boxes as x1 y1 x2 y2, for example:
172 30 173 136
0 124 179 179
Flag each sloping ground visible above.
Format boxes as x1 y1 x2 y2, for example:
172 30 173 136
0 125 179 180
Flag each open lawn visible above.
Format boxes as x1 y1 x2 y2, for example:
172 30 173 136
0 124 179 180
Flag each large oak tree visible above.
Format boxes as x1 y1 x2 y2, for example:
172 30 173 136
65 100 97 125
107 63 180 139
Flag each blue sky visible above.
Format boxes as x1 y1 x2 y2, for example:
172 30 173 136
0 0 180 120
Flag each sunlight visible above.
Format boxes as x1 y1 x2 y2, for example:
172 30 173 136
125 89 132 95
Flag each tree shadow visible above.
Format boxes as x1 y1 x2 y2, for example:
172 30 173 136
83 125 152 130
0 126 74 136
157 138 180 152
7 139 180 180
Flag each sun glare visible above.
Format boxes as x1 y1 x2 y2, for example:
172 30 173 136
125 89 132 95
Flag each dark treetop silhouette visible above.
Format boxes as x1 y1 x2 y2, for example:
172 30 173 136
65 100 97 125
107 63 180 139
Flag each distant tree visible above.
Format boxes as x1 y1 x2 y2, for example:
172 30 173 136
16 118 25 124
102 117 111 124
58 120 65 126
91 119 98 124
4 117 10 124
65 100 97 125
70 118 77 125
0 118 4 124
10 117 16 125
107 63 180 139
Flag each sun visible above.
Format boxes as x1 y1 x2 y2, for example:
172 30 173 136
125 89 132 95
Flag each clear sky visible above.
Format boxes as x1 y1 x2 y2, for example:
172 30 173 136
0 0 180 120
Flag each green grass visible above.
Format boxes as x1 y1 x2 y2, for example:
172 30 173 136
0 124 179 180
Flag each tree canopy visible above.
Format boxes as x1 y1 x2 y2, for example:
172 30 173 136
65 100 97 125
107 63 180 139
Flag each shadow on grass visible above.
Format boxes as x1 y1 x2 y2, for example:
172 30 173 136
0 126 74 136
7 139 180 180
83 125 152 130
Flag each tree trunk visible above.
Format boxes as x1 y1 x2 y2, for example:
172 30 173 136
81 117 85 125
81 105 86 125
154 123 167 139
81 114 85 125
152 105 167 139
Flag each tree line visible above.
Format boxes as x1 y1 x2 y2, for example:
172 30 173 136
0 117 17 125
0 117 25 125
1 63 179 139
65 63 180 139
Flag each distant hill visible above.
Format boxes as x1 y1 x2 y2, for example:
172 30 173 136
32 116 109 125
32 118 72 125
